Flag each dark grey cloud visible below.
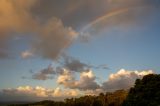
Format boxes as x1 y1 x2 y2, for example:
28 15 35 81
26 55 109 80
29 65 70 80
60 55 109 72
32 0 109 29
31 65 56 80
93 64 109 70
33 0 160 30
62 56 91 72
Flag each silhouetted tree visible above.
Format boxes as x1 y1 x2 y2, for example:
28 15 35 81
123 74 160 106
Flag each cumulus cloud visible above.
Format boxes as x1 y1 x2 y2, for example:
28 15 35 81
52 87 79 97
27 56 109 80
102 69 153 91
57 69 100 90
75 70 100 90
57 68 154 92
26 58 90 80
57 68 75 86
29 61 88 81
0 69 155 101
0 86 80 101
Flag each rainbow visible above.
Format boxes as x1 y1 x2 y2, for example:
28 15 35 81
81 8 129 32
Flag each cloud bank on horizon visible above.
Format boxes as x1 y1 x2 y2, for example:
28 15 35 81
0 69 153 101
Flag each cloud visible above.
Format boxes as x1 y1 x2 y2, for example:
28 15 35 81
0 0 159 59
29 60 89 81
0 0 37 33
57 69 100 90
26 56 109 80
0 0 38 58
94 64 109 70
31 65 56 80
84 89 105 96
26 57 91 80
102 69 153 91
0 0 79 60
57 68 154 92
62 56 91 72
0 86 80 101
80 0 160 39
52 87 79 97
75 70 100 90
0 86 51 102
0 69 155 101
57 68 75 86
0 50 9 59
60 55 109 72
21 50 33 59
32 17 78 60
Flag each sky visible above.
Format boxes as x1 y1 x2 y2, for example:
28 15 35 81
0 0 160 102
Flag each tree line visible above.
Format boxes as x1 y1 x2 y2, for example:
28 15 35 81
9 74 160 106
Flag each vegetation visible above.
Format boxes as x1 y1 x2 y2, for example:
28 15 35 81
123 74 160 106
9 90 127 106
9 74 160 106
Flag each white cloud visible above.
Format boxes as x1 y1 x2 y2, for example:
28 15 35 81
84 89 104 96
0 69 155 101
3 86 51 98
52 87 79 97
0 86 80 101
57 69 100 90
102 69 153 91
57 68 75 87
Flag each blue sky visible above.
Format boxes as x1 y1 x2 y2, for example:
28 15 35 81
0 0 160 101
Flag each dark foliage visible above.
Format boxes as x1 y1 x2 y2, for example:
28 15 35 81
123 74 160 106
